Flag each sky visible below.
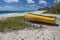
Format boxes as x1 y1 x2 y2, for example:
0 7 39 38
0 0 59 11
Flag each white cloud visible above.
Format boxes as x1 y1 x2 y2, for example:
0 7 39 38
0 6 19 11
0 6 29 11
30 4 36 6
54 0 56 3
39 0 47 5
4 6 13 9
27 0 35 3
54 0 60 3
4 0 19 3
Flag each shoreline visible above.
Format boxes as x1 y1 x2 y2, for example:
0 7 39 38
0 11 45 18
0 10 60 19
0 13 26 20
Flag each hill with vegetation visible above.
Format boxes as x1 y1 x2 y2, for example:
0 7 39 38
43 2 60 14
38 7 50 11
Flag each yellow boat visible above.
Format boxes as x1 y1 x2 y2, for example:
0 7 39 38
24 13 56 24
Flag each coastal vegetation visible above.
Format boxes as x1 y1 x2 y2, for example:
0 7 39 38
0 16 30 31
43 2 60 14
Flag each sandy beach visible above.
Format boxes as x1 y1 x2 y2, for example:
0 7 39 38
0 26 60 40
0 11 60 40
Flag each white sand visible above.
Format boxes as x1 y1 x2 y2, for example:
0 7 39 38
0 13 24 19
0 26 60 40
0 11 60 40
29 10 46 14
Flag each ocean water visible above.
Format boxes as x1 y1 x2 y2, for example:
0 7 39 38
0 11 35 14
0 11 36 17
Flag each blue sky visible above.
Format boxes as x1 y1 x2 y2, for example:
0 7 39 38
0 0 59 11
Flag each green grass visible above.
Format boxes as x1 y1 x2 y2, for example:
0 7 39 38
0 16 30 31
42 11 60 14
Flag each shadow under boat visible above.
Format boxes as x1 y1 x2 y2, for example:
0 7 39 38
26 20 58 26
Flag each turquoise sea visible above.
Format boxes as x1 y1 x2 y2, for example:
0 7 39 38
0 11 35 15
